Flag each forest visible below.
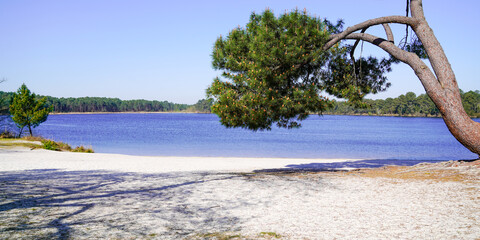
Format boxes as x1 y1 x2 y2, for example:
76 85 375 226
326 90 480 118
0 90 479 117
0 92 189 113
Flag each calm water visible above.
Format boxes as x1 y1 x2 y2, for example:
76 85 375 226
35 113 479 161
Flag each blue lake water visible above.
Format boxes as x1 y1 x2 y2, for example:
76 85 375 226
35 113 479 161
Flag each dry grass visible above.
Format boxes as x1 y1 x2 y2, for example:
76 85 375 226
21 136 45 142
347 166 465 181
0 138 42 149
0 137 94 153
244 160 480 183
345 160 480 182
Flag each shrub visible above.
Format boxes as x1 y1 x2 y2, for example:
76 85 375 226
72 146 94 153
42 140 60 151
21 136 94 153
41 139 72 151
0 130 16 138
57 141 72 151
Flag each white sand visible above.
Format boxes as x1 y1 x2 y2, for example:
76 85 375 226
0 148 479 239
0 147 357 173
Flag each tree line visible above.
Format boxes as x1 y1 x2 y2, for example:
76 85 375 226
1 90 479 117
0 92 190 113
196 90 480 118
194 90 480 118
45 96 189 113
325 90 480 118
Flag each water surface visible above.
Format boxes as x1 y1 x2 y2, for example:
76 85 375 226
35 113 479 161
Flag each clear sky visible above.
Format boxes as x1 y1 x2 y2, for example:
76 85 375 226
1 0 479 104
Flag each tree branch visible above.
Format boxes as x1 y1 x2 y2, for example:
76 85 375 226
344 32 442 95
382 23 394 43
345 33 404 61
410 0 425 20
409 0 456 90
349 27 368 82
324 15 417 50
350 27 368 62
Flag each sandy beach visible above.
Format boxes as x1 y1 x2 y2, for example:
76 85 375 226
0 147 479 239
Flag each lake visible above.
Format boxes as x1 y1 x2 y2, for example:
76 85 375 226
35 113 479 161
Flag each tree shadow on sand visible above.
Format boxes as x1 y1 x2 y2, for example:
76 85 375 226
254 159 449 173
0 169 242 239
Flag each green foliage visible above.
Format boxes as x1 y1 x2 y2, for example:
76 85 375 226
322 50 392 107
326 91 480 118
0 96 8 114
276 90 480 118
42 139 62 151
40 138 93 152
461 90 480 117
0 91 13 113
402 35 428 60
208 10 392 130
9 84 52 136
44 96 188 113
0 92 189 113
189 98 214 113
37 137 72 151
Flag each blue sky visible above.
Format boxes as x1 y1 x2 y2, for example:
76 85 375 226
1 0 479 104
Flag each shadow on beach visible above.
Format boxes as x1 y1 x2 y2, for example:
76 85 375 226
0 169 245 239
254 159 450 173
1 158 477 239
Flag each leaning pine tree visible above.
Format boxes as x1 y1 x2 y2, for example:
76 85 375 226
208 0 480 156
10 84 52 137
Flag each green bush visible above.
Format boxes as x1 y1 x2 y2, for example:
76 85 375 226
42 140 60 151
41 139 72 151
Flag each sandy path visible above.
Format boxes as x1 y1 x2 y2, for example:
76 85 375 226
0 148 479 239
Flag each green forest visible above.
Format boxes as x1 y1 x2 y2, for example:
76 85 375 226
326 90 480 118
0 92 190 113
0 90 479 117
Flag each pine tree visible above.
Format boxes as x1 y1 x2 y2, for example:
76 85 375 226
208 10 391 130
208 1 480 155
9 84 52 136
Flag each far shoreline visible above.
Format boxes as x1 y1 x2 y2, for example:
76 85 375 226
49 111 210 115
48 111 468 119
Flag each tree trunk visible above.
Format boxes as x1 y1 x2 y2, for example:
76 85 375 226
409 0 480 157
432 90 480 157
18 126 24 138
28 124 33 136
326 0 480 157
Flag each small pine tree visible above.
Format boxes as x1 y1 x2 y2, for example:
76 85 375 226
9 84 52 137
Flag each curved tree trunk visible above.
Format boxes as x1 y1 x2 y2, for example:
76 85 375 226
325 0 480 156
408 0 480 156
430 88 480 156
